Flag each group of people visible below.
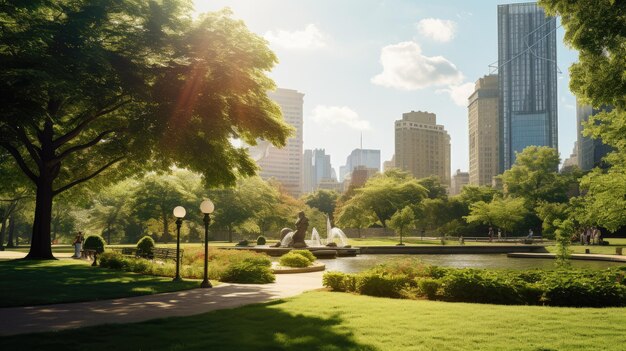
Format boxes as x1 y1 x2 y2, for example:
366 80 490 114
579 227 602 245
487 227 503 242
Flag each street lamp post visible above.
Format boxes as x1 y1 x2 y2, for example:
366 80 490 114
172 206 186 282
200 199 215 288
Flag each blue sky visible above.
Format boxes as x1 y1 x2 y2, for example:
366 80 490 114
194 0 578 174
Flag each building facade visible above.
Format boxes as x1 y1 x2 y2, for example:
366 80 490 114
395 111 451 186
576 102 613 170
498 2 558 170
450 169 470 196
340 148 380 182
249 88 304 197
468 74 500 186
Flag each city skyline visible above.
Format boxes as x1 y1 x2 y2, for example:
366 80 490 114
194 0 579 177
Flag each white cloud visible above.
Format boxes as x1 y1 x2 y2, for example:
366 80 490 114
264 24 327 50
311 105 371 130
417 18 457 42
371 41 463 90
436 82 475 107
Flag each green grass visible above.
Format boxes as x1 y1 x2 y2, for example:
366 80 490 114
2 291 625 350
0 259 202 307
348 237 520 246
544 238 626 255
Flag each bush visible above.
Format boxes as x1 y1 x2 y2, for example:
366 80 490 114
83 235 106 253
540 275 626 307
290 250 316 263
99 251 125 269
236 240 249 247
323 272 349 292
356 272 411 298
137 236 155 257
220 261 275 284
440 270 525 305
256 236 266 245
279 252 312 268
417 278 441 299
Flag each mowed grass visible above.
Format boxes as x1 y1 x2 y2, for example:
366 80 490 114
0 259 200 307
3 291 625 351
546 238 626 255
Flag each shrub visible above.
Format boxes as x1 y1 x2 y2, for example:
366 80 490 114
279 252 312 268
256 236 266 245
290 250 316 263
137 236 155 257
440 270 525 305
417 278 441 299
323 272 349 292
236 240 249 247
356 272 411 298
83 235 106 253
221 261 275 284
540 275 626 307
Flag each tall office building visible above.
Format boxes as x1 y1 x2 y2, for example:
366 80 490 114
249 88 304 197
576 102 613 170
450 169 470 196
312 148 333 188
395 111 451 185
340 148 380 182
498 2 558 170
302 149 314 193
468 74 500 186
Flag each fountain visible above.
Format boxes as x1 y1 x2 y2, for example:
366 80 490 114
307 228 322 247
281 231 295 247
325 216 351 248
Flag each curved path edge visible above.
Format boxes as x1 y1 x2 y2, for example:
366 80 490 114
507 252 626 262
0 271 324 337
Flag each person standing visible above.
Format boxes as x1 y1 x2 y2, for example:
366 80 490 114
488 227 494 242
497 229 502 241
72 232 84 258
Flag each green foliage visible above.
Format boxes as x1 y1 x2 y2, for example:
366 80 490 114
99 248 275 284
417 176 448 200
553 219 574 266
337 169 427 227
323 258 626 307
0 2 291 258
303 190 339 218
136 236 156 256
465 197 528 235
388 206 415 244
220 261 275 284
290 250 316 263
279 252 312 268
417 278 441 300
83 235 106 254
256 236 266 245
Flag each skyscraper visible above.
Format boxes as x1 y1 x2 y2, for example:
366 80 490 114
468 74 500 186
395 111 451 185
450 169 470 196
498 2 558 170
249 88 304 197
340 148 381 182
576 102 613 170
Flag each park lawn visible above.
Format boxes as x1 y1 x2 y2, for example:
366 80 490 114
2 291 624 351
545 238 626 255
348 237 521 246
0 259 203 307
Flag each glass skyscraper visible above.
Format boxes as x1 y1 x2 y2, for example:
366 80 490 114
576 102 613 170
498 2 558 170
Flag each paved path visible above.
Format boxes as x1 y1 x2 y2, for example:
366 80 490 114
0 268 324 337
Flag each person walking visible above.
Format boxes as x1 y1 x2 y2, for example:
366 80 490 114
72 232 84 258
488 227 494 242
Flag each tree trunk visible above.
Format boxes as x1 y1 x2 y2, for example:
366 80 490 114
25 178 55 259
7 212 15 248
0 216 6 251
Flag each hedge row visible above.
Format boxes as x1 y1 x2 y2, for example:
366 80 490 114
323 259 626 307
99 249 274 284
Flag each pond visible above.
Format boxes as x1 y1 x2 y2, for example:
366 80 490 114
316 254 625 273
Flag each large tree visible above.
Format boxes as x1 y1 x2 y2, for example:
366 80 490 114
0 2 290 258
303 189 339 222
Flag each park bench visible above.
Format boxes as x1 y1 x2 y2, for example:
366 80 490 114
80 249 99 266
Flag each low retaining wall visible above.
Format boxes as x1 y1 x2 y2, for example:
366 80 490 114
508 252 626 263
358 245 549 255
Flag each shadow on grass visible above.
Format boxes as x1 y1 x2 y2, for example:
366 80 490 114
0 259 198 307
1 293 378 351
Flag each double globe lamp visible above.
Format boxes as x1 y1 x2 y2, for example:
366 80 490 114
172 199 215 288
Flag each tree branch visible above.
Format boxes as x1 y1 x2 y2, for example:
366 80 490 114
0 142 38 183
52 99 131 149
10 125 42 168
53 156 124 195
55 129 117 162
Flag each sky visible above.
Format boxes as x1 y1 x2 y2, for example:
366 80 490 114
194 0 579 175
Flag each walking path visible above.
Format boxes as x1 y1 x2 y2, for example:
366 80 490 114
0 266 324 336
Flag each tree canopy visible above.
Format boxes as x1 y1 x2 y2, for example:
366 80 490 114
0 2 291 258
